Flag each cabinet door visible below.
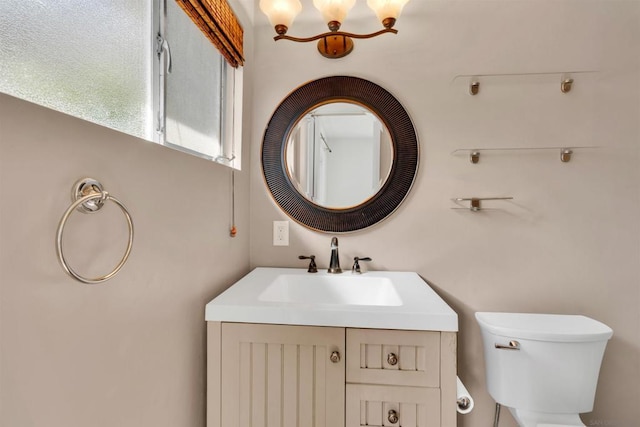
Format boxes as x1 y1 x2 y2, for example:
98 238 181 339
346 384 440 427
220 323 345 427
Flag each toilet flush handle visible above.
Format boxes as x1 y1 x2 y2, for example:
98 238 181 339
495 340 520 350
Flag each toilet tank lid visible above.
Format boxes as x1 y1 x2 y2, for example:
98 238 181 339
475 312 613 342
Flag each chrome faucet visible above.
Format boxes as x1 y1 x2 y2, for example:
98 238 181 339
328 237 342 274
351 257 372 274
298 255 318 273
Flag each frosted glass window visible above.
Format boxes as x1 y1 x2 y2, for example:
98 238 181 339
0 1 151 139
165 0 225 159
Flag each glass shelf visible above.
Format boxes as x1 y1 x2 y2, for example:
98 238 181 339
451 146 599 164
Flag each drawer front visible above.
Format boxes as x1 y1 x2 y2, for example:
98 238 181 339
346 329 440 387
346 384 440 427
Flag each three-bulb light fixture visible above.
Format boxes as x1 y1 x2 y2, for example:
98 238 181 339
259 0 411 59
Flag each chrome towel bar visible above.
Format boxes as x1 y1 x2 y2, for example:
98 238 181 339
55 178 133 284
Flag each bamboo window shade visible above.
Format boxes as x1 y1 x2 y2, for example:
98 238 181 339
174 0 244 67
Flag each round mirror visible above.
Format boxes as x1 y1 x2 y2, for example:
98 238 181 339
262 76 418 233
285 102 393 209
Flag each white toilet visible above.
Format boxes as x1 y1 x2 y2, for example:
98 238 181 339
475 312 613 427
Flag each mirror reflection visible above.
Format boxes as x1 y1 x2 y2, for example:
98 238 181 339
285 102 393 209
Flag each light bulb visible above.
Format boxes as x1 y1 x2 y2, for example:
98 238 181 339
313 0 356 27
260 0 303 34
366 0 410 27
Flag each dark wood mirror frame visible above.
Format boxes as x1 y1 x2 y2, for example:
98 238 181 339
262 76 419 233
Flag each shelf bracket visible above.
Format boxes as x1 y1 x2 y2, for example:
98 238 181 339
560 148 572 162
561 78 573 93
469 80 480 96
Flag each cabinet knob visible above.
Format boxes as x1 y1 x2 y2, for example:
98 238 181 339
387 352 398 366
388 409 399 424
330 351 341 363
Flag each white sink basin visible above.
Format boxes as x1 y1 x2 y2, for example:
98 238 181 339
258 274 403 306
205 268 458 331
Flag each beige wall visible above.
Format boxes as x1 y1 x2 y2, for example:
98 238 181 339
1 2 255 425
0 92 251 425
249 1 640 426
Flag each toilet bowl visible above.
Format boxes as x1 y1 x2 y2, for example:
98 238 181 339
475 312 613 427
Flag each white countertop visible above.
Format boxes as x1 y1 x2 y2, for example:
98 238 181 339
205 268 458 331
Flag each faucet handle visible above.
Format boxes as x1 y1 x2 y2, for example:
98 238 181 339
352 257 372 274
298 255 318 273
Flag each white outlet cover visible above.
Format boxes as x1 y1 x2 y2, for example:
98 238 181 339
273 221 289 246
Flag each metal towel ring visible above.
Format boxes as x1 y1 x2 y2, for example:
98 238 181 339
56 178 134 284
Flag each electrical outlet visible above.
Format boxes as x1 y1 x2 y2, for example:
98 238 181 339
273 221 289 246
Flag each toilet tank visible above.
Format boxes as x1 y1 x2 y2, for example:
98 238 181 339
475 312 613 414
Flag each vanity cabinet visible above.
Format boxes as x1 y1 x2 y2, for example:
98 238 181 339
207 322 457 427
210 322 345 427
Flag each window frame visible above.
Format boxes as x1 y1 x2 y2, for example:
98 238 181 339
154 0 241 170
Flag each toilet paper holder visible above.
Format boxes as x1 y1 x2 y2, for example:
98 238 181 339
457 396 472 411
456 376 474 414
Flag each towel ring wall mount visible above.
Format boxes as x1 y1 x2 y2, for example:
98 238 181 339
56 178 134 284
